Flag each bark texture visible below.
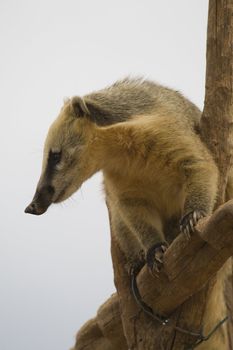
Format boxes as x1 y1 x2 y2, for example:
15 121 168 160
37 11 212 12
201 0 233 204
201 0 233 345
71 293 127 350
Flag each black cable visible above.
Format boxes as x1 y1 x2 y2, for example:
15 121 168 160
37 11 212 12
130 266 228 349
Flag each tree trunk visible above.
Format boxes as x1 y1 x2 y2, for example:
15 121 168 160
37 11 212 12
200 0 233 346
201 0 233 204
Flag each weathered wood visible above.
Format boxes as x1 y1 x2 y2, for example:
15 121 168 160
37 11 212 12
201 0 233 204
190 0 233 347
71 293 127 350
225 259 233 349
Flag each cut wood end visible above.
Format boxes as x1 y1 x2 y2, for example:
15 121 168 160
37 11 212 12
197 200 233 250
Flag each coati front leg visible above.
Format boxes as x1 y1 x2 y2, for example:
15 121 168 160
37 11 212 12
119 198 168 275
111 215 145 274
180 161 218 238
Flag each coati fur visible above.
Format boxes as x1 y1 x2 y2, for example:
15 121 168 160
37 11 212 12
25 78 230 349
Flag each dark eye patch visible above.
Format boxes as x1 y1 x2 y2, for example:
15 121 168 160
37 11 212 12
48 150 62 165
42 151 62 184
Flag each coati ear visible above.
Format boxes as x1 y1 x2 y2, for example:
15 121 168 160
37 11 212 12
71 96 111 126
71 96 91 118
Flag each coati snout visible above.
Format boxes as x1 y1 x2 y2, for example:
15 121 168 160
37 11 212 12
25 96 105 216
25 185 54 215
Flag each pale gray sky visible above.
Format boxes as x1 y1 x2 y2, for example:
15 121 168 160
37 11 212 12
0 1 208 349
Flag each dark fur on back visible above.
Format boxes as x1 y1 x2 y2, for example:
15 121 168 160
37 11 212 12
78 78 202 127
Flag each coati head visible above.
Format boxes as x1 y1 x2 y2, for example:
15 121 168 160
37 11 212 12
25 97 101 215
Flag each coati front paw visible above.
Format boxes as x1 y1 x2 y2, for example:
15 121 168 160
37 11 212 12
146 242 168 276
180 210 206 239
128 250 146 276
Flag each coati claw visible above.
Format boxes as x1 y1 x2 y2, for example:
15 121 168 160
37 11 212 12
180 210 205 239
128 250 146 276
129 262 144 277
146 242 168 276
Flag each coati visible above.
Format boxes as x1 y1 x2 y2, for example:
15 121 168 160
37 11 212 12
25 78 219 273
26 78 231 349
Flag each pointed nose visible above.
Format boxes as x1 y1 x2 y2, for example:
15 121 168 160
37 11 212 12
24 202 38 215
25 185 54 215
24 202 46 215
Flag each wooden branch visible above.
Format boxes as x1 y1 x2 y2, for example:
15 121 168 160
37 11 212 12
137 200 233 315
71 293 127 350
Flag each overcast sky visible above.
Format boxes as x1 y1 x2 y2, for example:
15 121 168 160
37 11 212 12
0 1 208 349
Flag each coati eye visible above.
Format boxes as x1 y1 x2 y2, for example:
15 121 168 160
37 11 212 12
49 150 62 165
